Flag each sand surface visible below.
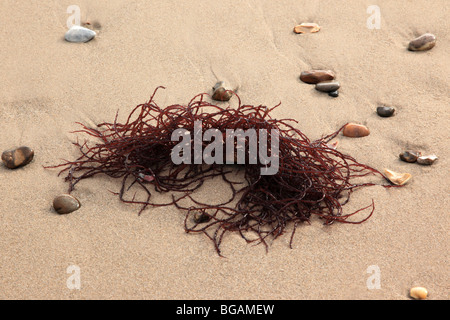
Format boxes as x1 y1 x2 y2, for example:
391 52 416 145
0 0 448 299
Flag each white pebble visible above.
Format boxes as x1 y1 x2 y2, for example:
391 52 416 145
65 25 96 43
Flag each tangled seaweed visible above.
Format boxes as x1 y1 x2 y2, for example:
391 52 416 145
50 86 394 256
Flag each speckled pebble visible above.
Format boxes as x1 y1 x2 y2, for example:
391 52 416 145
408 33 436 51
399 150 421 163
1 146 34 169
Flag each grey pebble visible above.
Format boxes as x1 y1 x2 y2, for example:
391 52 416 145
315 80 340 93
65 25 96 43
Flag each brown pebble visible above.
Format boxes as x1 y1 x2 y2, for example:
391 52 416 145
1 146 34 169
293 23 320 34
417 154 438 165
212 81 233 101
410 287 428 300
53 194 81 214
300 70 336 84
399 150 422 163
342 123 370 138
408 33 436 51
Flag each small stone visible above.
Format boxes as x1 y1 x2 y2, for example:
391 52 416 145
315 80 340 93
408 33 436 51
328 90 339 97
410 287 428 300
2 146 34 169
417 154 438 165
212 81 233 101
65 25 96 43
53 194 81 214
399 150 422 163
193 210 211 224
293 23 321 34
300 70 336 84
377 106 395 117
342 123 370 138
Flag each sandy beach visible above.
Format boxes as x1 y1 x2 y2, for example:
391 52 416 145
0 0 448 300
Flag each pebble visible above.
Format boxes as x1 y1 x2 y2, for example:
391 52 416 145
384 169 412 186
53 194 81 214
342 123 370 138
193 210 211 224
1 146 34 169
328 90 339 97
65 25 96 43
315 80 340 93
417 154 438 165
212 81 233 101
377 106 395 117
408 33 436 51
410 287 428 300
399 150 421 163
293 23 321 34
300 70 335 84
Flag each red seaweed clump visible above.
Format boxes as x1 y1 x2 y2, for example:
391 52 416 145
49 86 393 256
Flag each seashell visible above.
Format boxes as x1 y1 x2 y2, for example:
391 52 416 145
342 123 370 138
377 106 395 117
384 169 412 185
293 23 321 34
315 80 340 93
399 150 421 163
138 173 155 182
417 154 438 165
1 146 34 169
327 141 339 150
65 25 96 43
212 81 233 101
300 70 335 84
408 33 436 51
410 287 428 300
53 194 81 214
